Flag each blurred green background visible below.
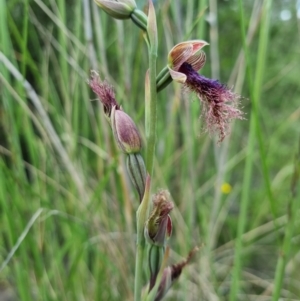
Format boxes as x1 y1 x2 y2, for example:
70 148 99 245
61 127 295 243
0 0 300 300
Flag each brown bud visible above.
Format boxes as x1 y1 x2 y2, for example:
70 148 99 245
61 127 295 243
111 106 142 154
145 190 173 247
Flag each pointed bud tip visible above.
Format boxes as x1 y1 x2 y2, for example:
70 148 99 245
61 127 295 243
147 0 158 48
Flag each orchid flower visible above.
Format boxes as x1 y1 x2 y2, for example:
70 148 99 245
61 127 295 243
168 40 244 142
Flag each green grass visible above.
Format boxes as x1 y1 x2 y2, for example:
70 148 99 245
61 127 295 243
1 0 300 300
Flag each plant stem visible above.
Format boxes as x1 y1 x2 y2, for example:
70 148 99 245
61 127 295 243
145 0 158 178
146 49 158 176
134 175 151 301
229 113 256 301
134 240 146 301
271 195 299 301
271 142 300 301
229 1 272 300
134 48 157 301
134 2 158 299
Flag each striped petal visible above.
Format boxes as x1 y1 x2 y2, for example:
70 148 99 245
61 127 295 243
186 50 206 71
168 40 208 70
168 44 193 71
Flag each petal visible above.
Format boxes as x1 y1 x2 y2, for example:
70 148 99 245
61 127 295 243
186 50 206 71
190 40 209 54
168 40 208 71
168 43 193 71
168 66 187 83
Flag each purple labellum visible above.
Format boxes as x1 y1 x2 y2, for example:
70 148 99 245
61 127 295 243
178 62 244 142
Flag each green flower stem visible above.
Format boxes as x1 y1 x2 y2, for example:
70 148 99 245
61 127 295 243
134 239 146 301
145 0 158 177
134 176 151 301
146 49 158 176
134 2 158 300
134 48 157 301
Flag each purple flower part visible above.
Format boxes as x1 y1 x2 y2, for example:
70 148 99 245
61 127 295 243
111 107 142 153
88 71 120 116
178 62 244 142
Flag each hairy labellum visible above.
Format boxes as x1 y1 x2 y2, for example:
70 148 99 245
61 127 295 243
178 62 244 142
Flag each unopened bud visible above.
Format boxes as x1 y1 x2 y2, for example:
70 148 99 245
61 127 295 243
94 0 136 20
111 106 142 154
145 190 173 247
126 153 146 201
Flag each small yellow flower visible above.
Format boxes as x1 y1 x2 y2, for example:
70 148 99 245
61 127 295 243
221 183 232 194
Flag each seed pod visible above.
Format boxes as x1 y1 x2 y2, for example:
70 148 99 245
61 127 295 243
126 153 146 201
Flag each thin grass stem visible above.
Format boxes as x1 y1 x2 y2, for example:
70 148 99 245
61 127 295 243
271 140 300 301
229 1 273 300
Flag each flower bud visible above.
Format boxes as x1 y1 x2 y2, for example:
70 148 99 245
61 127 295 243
111 105 142 154
144 190 173 247
94 0 136 20
126 153 146 201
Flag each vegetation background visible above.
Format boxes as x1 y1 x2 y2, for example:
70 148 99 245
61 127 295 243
0 0 300 300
